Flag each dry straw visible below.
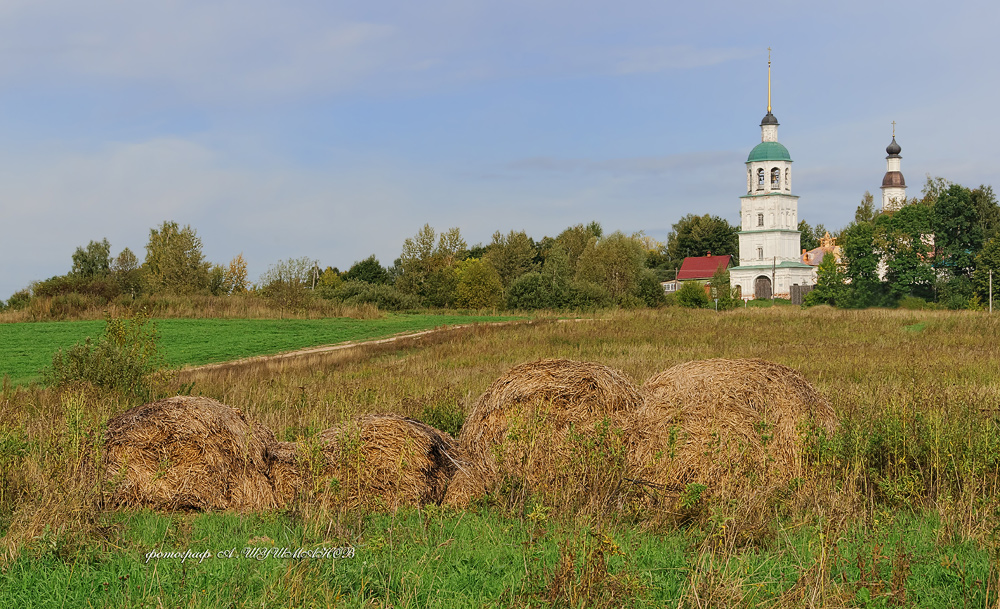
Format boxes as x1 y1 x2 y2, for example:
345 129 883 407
310 414 459 509
103 396 279 511
629 358 838 495
444 358 642 511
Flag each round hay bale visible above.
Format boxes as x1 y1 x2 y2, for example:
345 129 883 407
266 441 302 508
629 358 838 493
313 414 458 509
103 396 279 512
444 358 642 510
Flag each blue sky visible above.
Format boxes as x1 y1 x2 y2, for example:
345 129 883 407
2 1 998 299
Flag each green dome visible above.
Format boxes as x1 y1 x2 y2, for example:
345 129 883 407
747 141 791 162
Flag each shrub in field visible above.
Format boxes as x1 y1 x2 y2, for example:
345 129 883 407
47 310 173 400
329 281 421 311
675 281 709 308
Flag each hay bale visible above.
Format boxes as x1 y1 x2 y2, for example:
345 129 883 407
313 414 458 509
266 441 303 507
444 358 642 509
103 396 279 512
629 358 838 493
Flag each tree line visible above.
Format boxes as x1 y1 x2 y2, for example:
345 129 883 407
6 175 998 315
1 220 675 313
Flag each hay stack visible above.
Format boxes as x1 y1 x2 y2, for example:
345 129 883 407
444 359 642 509
312 414 458 509
629 358 837 493
266 441 303 507
103 396 279 511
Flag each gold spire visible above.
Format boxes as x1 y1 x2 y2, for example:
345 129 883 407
892 120 896 138
767 47 772 114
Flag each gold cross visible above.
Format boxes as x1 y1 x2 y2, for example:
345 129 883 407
891 120 896 138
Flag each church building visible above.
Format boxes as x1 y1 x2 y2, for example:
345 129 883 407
881 125 907 211
729 57 815 300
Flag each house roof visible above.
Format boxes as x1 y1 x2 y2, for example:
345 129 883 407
677 255 732 280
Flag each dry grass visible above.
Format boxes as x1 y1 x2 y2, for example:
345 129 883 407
310 414 459 510
102 396 280 512
444 358 642 514
630 358 838 493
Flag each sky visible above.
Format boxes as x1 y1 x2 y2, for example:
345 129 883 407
1 0 999 299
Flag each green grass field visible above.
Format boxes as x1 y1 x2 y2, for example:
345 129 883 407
0 314 517 385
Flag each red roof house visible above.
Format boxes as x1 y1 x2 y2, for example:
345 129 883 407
676 254 732 281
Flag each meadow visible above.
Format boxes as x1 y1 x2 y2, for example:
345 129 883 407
1 306 999 607
0 313 515 385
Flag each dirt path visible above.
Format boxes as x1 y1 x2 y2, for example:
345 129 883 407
184 319 536 373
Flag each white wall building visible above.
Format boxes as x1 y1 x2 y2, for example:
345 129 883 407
730 60 815 299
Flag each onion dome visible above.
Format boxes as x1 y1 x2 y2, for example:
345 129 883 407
760 112 779 126
886 137 901 157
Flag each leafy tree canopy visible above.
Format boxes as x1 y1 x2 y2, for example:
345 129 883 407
665 214 738 270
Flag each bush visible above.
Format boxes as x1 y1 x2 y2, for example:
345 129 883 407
564 281 613 310
675 281 709 308
5 290 31 311
506 272 555 310
329 281 421 311
47 311 173 401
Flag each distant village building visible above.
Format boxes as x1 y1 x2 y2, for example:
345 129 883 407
662 254 732 294
729 55 815 300
881 125 907 212
802 232 842 266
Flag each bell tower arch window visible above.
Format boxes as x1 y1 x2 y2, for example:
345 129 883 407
784 168 790 190
770 167 781 188
756 168 764 190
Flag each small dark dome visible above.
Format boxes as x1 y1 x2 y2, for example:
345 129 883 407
760 112 779 126
882 171 906 188
886 137 901 156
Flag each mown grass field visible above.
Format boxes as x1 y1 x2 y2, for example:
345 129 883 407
2 306 1000 607
0 313 517 385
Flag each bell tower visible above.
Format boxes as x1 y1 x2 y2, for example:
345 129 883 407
729 50 817 300
881 122 907 211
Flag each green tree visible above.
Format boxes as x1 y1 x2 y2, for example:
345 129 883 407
932 184 982 278
555 222 603 273
708 266 738 310
485 230 537 288
839 220 887 308
454 258 504 309
854 191 878 224
111 247 142 297
71 238 112 278
803 253 845 307
143 222 211 294
875 202 935 301
971 185 1000 243
798 220 819 253
575 232 647 303
665 214 738 270
972 237 1000 306
397 224 466 305
343 255 391 285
